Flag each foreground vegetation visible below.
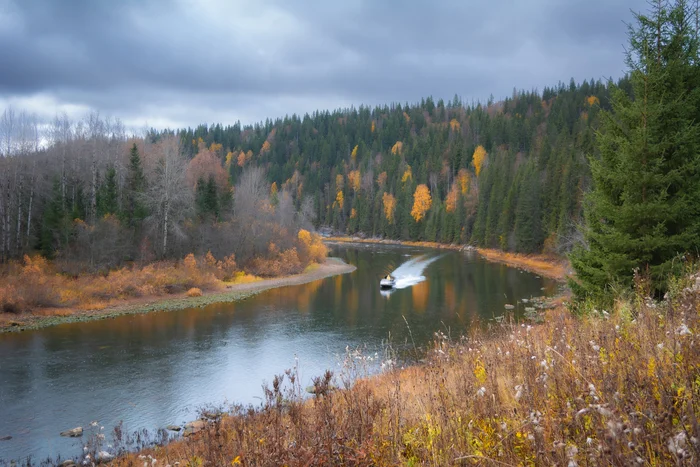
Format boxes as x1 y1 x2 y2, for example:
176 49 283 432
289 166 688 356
53 268 689 466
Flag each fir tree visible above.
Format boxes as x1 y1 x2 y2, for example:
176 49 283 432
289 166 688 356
570 0 700 300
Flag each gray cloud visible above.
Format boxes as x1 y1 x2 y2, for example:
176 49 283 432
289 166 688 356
0 0 647 128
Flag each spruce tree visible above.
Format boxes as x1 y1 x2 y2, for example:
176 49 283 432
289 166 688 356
570 0 700 300
122 143 147 228
96 165 118 218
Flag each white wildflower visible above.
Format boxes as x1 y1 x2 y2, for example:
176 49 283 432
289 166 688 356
477 387 486 397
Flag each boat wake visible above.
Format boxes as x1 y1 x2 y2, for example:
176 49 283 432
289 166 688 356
388 254 442 289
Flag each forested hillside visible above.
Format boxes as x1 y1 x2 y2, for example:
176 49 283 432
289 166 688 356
179 79 617 253
0 79 619 272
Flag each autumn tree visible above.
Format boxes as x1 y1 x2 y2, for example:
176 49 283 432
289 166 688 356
472 145 487 176
411 184 432 222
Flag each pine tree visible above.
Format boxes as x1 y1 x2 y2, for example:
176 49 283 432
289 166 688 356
570 0 700 300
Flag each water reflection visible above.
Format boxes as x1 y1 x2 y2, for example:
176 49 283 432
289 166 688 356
0 244 556 462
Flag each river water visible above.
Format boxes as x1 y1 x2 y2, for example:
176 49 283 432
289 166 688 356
0 243 556 462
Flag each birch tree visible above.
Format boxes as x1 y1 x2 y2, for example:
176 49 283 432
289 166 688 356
145 136 192 257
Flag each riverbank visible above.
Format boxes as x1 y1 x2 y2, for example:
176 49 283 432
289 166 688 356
325 236 570 282
108 270 700 466
0 257 355 333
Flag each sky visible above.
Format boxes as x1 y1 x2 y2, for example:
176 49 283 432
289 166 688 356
0 0 648 130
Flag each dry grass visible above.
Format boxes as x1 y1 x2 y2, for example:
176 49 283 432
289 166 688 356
476 248 570 282
107 271 700 467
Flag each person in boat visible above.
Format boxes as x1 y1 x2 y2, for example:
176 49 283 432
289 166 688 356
385 274 393 280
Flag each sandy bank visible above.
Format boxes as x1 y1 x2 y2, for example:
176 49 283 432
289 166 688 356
0 257 356 333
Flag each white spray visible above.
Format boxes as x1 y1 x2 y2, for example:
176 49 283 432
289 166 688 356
388 254 442 289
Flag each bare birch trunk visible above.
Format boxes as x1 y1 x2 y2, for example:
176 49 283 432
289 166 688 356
26 165 35 247
16 173 22 253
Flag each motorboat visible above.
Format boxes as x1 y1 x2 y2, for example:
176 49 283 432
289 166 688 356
380 274 396 289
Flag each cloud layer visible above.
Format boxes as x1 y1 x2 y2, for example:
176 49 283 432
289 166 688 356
0 0 647 129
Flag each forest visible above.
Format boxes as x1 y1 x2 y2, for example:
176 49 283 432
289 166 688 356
0 77 614 274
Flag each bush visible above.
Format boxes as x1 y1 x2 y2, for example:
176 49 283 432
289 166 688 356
186 287 203 297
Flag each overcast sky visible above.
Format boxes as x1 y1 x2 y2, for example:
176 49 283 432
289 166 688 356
0 0 647 130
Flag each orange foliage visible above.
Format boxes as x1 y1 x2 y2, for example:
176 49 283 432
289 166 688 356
377 171 387 188
350 208 357 219
445 184 459 213
187 147 229 189
335 174 344 190
347 170 361 192
270 182 278 196
391 141 404 155
237 150 247 167
260 140 271 154
382 192 396 224
449 118 461 132
403 111 411 123
371 121 375 133
247 248 302 277
411 184 432 222
457 168 470 195
472 145 487 177
186 287 203 297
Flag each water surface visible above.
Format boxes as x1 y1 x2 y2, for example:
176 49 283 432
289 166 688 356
0 243 556 461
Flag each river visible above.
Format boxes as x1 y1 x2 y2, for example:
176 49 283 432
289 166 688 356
0 243 556 462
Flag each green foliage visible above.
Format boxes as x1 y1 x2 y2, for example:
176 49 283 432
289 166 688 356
571 0 700 300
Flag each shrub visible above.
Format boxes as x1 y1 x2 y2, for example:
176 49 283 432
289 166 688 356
186 288 203 297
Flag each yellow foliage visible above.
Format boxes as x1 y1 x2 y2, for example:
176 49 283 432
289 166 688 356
297 229 328 264
411 184 432 222
472 145 487 177
335 190 344 210
209 142 223 154
225 151 234 168
350 208 357 219
186 287 203 297
350 145 358 162
335 174 344 191
270 182 278 196
401 165 413 184
377 171 387 187
382 192 396 224
371 121 375 133
391 141 404 155
586 95 600 106
449 118 460 132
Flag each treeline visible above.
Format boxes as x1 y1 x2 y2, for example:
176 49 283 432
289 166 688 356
172 79 617 254
1 78 621 270
0 112 322 274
